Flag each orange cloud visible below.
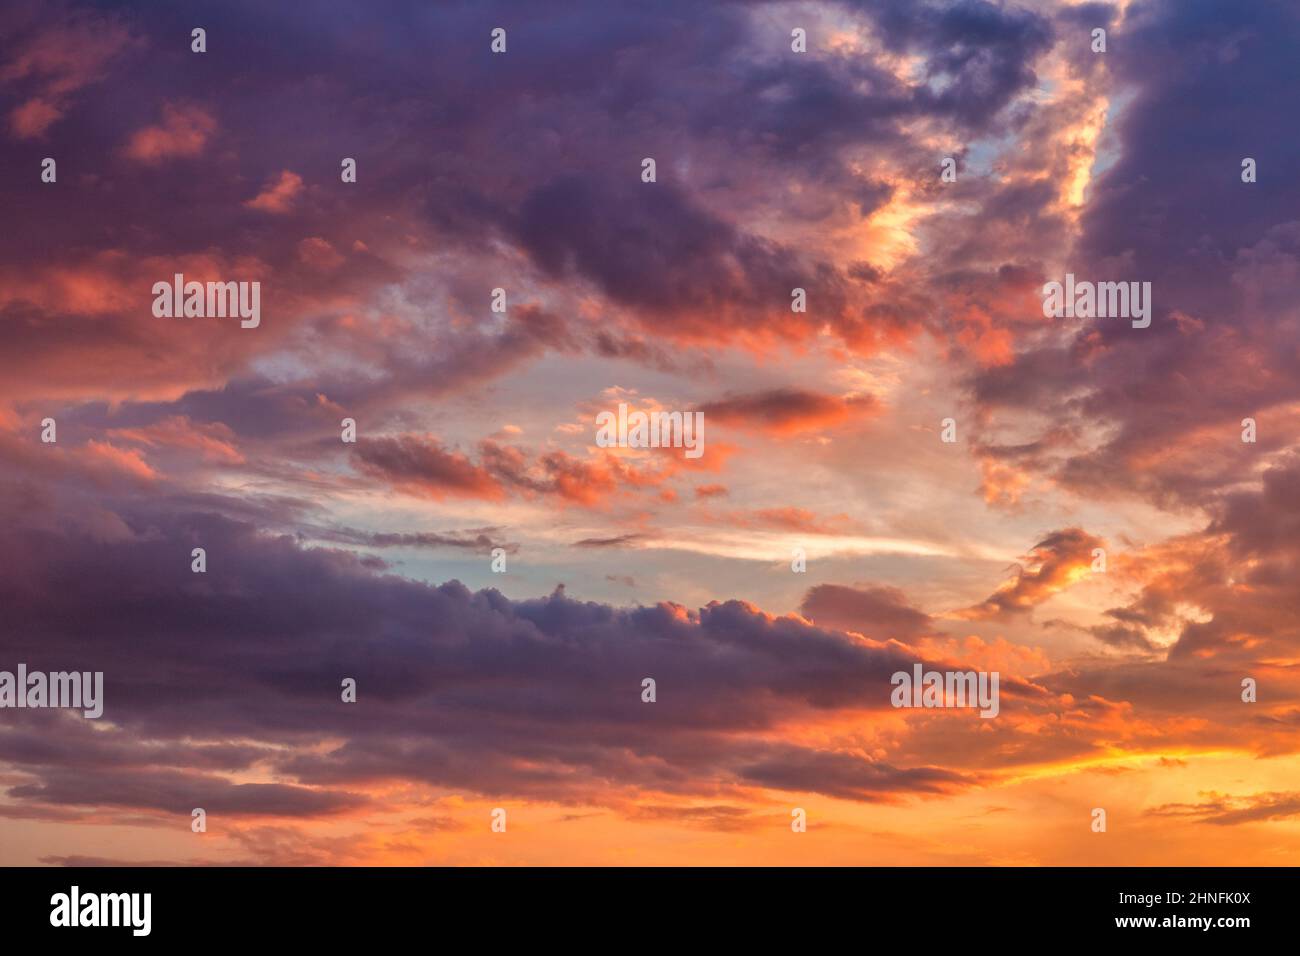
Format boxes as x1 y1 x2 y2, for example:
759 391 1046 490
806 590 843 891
978 456 1035 508
958 528 1104 619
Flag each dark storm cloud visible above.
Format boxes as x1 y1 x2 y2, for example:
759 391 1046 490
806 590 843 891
968 0 1300 508
0 0 1066 410
864 0 1054 127
0 456 992 813
3 0 1297 849
511 173 837 331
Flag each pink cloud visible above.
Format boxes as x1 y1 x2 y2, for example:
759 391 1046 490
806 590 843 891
82 440 157 483
122 103 216 164
108 416 245 466
246 171 304 214
297 236 344 270
0 10 136 139
9 96 61 137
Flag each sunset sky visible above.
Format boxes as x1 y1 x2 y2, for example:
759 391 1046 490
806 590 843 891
3 0 1300 866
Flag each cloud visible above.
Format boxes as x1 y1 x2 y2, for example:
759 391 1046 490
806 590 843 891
355 435 677 506
309 526 517 554
718 506 865 536
512 174 849 344
737 746 973 802
800 584 935 642
965 0 1300 513
10 96 61 137
8 766 366 818
573 533 652 549
1147 791 1300 826
353 435 505 501
959 528 1103 619
0 477 1009 818
0 4 137 138
627 804 760 832
121 103 216 164
107 416 245 465
699 389 879 436
245 170 304 214
3 0 1300 864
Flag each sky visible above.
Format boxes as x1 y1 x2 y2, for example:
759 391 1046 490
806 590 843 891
2 0 1299 866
